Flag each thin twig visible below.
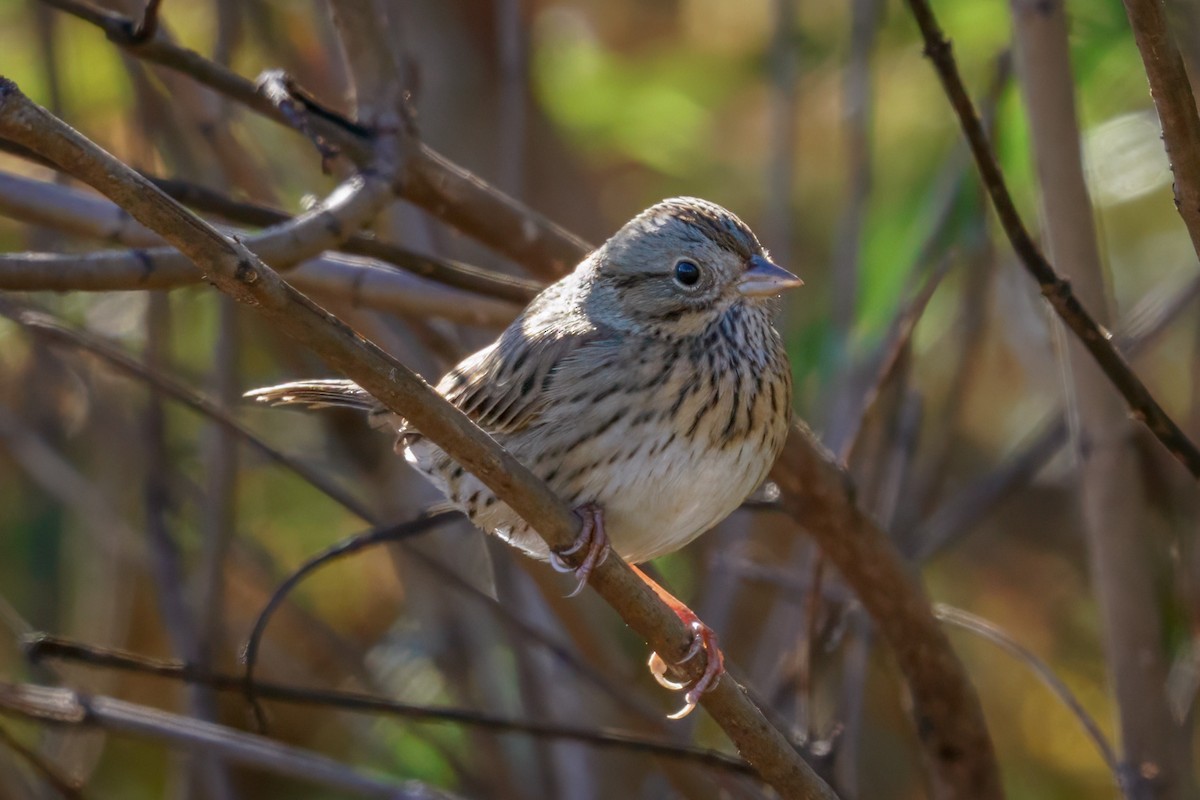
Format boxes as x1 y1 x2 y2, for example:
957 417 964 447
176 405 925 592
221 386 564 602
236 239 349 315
0 722 83 799
903 0 1200 480
934 605 1125 794
0 169 541 303
40 0 589 279
0 682 463 799
1013 4 1186 794
24 634 757 779
1 303 646 718
128 0 163 43
1 303 374 516
771 424 1003 800
0 78 831 800
841 253 954 466
909 270 1200 559
241 513 455 729
910 416 1068 560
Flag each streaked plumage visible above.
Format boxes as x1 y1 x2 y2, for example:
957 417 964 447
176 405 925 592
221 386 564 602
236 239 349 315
249 197 799 565
249 197 801 717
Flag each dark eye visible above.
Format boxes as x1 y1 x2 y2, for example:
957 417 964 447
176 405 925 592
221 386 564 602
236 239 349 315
674 260 701 287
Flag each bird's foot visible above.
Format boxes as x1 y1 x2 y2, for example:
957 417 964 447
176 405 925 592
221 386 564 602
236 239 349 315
549 502 609 597
648 607 724 720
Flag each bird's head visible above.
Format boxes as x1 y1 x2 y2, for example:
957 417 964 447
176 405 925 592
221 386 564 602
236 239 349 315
587 197 802 335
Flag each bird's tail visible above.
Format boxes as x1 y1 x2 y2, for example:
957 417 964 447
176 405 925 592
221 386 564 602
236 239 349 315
245 379 405 435
244 379 377 411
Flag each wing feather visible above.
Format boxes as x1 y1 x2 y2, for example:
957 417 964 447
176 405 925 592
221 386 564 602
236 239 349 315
434 325 600 436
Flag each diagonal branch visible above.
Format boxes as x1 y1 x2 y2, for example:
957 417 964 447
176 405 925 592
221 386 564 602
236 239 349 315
903 0 1200 481
0 682 463 799
0 77 834 800
39 0 589 280
0 170 542 303
24 634 757 779
1120 0 1200 261
0 301 668 724
770 426 1002 800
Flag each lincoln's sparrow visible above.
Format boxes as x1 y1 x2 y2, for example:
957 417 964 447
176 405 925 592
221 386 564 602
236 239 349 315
248 197 802 715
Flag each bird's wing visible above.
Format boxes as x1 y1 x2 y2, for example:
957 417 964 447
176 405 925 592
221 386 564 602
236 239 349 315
433 320 604 436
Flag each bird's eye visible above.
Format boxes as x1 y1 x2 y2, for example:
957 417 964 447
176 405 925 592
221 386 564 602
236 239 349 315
674 260 701 287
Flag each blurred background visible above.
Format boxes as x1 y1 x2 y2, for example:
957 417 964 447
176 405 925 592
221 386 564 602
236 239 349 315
0 0 1198 798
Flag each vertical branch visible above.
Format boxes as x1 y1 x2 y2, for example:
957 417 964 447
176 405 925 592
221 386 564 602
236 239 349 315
144 292 238 800
326 0 404 126
905 0 1200 479
764 0 799 266
830 0 879 337
1010 3 1191 799
825 0 881 453
1121 0 1200 262
495 0 528 197
196 298 239 687
195 0 245 696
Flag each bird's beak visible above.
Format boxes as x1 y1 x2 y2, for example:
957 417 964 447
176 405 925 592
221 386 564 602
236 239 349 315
738 255 804 298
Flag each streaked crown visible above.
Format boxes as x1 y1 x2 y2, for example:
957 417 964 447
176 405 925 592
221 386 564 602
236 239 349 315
586 197 801 334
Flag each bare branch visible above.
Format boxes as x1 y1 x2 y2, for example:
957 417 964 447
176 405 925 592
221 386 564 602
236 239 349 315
0 163 378 267
146 176 543 302
127 0 162 43
1 302 373 515
935 605 1124 793
0 722 83 799
0 682 463 799
770 425 1003 800
0 171 528 322
903 0 1200 481
40 0 588 279
11 339 644 742
0 77 833 800
2 303 648 718
910 269 1200 559
1012 3 1189 795
241 513 454 728
1121 0 1200 262
25 634 758 780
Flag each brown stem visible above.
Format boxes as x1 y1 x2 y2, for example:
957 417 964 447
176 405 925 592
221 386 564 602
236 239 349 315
40 0 589 280
771 424 1003 800
0 76 834 800
24 633 758 778
1121 0 1200 262
903 0 1200 481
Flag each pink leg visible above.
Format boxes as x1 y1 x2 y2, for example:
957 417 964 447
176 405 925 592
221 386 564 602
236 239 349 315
549 503 610 597
634 565 725 720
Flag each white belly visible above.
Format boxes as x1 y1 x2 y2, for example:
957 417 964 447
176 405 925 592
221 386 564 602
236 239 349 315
404 416 773 565
559 428 770 563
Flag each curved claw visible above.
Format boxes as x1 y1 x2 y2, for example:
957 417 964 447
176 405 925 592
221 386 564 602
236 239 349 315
549 504 609 597
648 618 725 719
648 651 687 691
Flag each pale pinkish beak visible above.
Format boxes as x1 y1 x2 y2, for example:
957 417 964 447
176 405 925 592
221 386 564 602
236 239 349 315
737 255 804 298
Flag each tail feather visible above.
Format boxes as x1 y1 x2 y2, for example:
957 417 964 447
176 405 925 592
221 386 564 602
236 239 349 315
244 379 377 411
247 378 412 435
